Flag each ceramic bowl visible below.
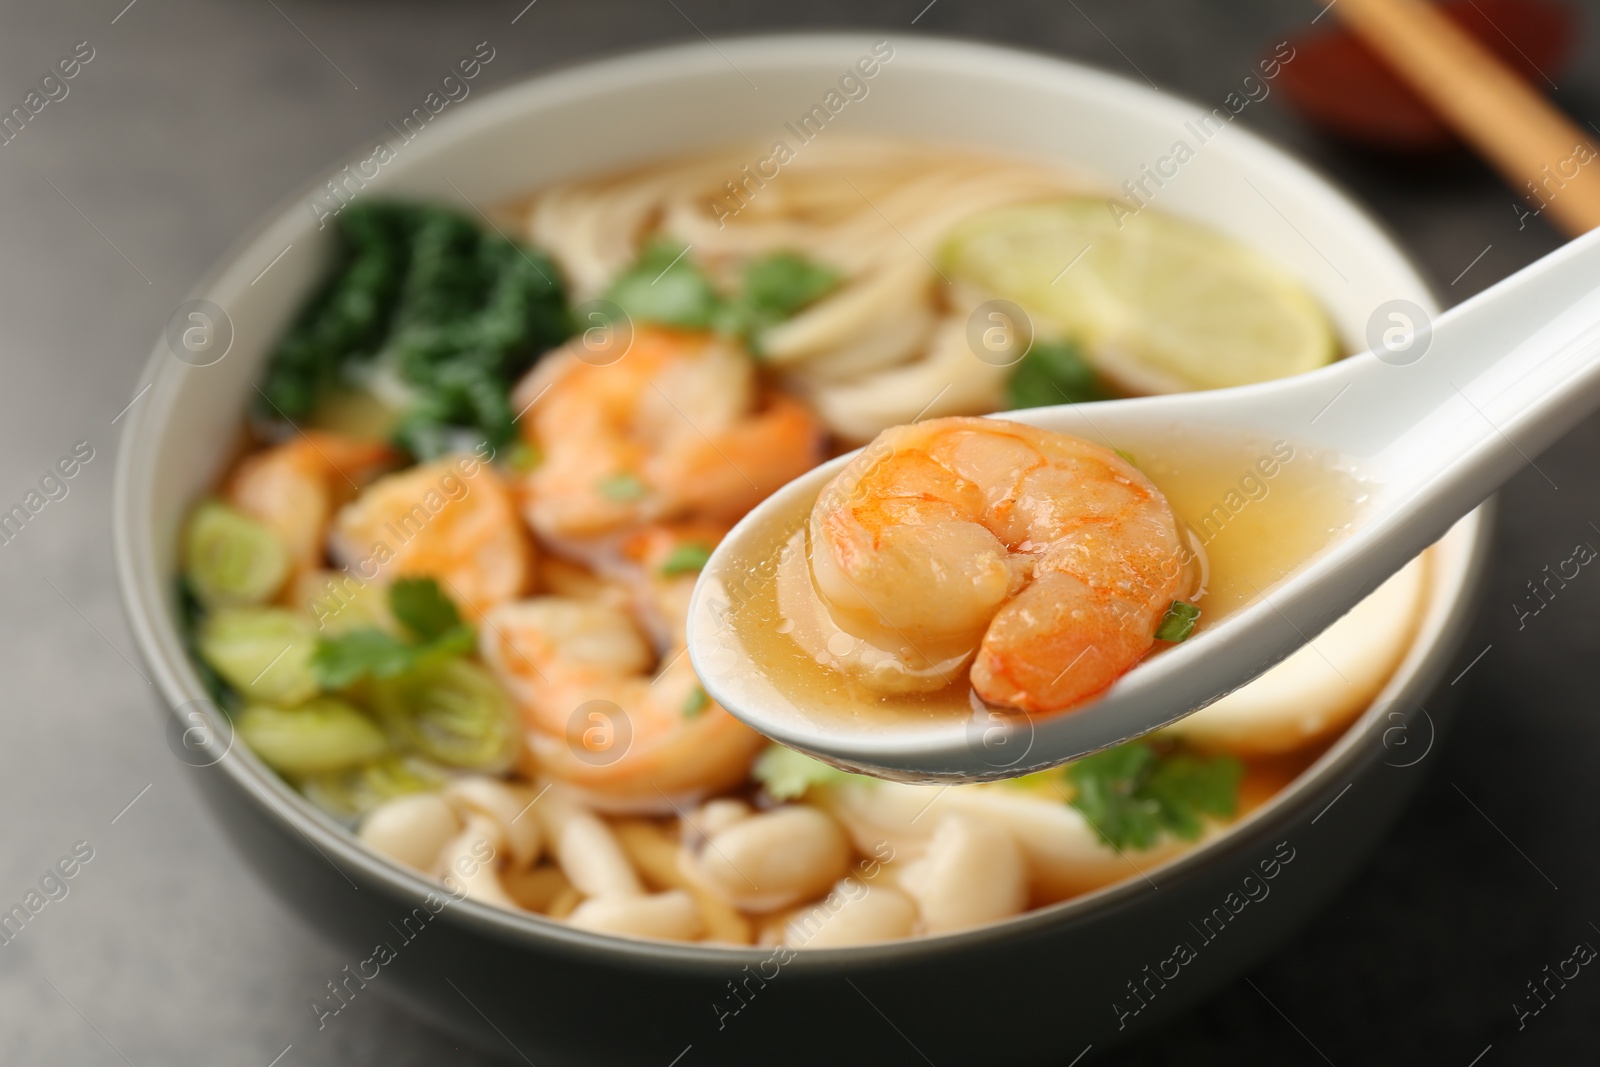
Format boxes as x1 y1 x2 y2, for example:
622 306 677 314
114 34 1488 1065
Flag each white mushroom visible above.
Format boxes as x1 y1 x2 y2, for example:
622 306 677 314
690 798 753 839
566 890 704 941
536 790 643 899
683 805 851 913
785 882 918 948
443 776 542 869
435 813 519 909
358 793 462 873
822 780 1194 904
897 814 1026 934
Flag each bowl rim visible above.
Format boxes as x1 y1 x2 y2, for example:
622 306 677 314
113 30 1480 970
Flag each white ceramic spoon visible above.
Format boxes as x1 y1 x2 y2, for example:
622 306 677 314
687 227 1600 783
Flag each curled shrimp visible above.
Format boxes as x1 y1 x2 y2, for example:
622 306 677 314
511 327 824 538
479 593 764 813
809 416 1198 713
225 431 397 571
328 453 534 620
543 519 729 649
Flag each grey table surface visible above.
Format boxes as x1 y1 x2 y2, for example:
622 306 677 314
1 0 1596 1063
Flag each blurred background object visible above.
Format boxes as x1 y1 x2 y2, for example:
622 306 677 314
1278 0 1576 152
1278 0 1600 234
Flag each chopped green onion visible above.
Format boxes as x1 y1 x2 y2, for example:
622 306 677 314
681 686 709 718
177 577 236 709
310 576 396 637
1154 601 1201 643
506 440 543 473
751 744 864 800
197 607 320 707
598 472 648 502
182 501 290 609
368 658 518 772
236 697 390 776
659 542 713 577
298 753 449 824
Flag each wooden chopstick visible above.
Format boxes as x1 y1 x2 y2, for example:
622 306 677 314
1333 0 1600 235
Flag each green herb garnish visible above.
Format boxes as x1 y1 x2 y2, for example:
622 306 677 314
1064 742 1242 850
1155 601 1201 643
604 244 839 354
681 686 710 718
1006 340 1109 409
256 202 570 459
598 472 649 502
717 251 840 349
752 744 865 800
659 542 713 577
506 440 543 473
310 629 417 689
603 239 721 329
311 578 475 689
388 577 464 641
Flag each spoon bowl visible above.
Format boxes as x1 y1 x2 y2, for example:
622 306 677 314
689 225 1600 782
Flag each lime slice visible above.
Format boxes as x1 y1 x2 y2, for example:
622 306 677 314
942 199 1337 393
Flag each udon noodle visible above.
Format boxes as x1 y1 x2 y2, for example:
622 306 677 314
525 140 1085 441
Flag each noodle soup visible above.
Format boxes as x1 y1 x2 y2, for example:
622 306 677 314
170 136 1429 948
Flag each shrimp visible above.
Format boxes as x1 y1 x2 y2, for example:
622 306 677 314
328 453 534 620
512 327 824 538
613 520 727 647
809 416 1198 713
479 595 765 812
542 519 729 648
226 431 397 570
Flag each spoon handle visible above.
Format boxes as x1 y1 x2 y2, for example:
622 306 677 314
1298 225 1600 571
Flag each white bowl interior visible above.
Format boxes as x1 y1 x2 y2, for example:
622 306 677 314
115 34 1473 947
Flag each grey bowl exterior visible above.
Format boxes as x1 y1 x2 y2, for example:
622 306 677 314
112 34 1490 1066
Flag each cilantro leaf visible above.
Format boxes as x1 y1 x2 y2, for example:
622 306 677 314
414 622 477 663
717 252 840 352
1006 340 1109 409
389 577 463 642
1064 742 1241 851
1144 752 1242 840
752 744 865 800
660 541 713 577
312 580 476 688
312 629 418 689
603 240 720 329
